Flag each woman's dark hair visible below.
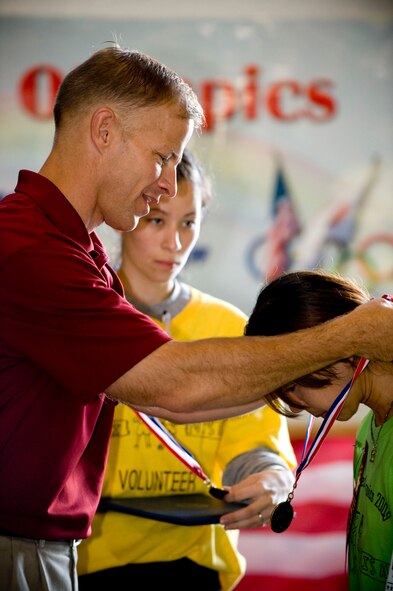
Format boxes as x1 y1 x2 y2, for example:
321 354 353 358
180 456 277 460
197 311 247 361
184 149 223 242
177 149 213 210
245 270 369 415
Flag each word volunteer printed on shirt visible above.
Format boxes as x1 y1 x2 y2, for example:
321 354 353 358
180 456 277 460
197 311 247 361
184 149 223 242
118 469 198 494
112 418 223 494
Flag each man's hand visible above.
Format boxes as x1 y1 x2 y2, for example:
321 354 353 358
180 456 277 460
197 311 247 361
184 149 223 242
350 296 393 361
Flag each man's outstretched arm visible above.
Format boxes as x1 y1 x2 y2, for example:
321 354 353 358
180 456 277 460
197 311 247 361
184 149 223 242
106 296 393 421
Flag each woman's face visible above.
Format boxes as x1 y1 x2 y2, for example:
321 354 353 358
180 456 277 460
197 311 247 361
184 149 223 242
121 177 203 287
282 362 360 421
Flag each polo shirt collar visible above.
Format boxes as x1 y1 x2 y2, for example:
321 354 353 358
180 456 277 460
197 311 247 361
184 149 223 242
16 170 94 252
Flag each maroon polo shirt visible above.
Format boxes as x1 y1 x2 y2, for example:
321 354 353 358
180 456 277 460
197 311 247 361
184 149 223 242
0 170 171 540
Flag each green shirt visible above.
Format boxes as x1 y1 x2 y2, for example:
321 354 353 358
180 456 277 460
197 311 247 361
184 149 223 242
349 410 393 591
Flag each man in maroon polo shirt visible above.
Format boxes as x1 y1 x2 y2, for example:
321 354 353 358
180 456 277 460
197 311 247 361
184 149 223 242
1 45 392 590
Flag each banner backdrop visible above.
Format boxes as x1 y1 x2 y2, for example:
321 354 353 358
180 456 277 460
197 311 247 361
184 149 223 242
0 14 392 314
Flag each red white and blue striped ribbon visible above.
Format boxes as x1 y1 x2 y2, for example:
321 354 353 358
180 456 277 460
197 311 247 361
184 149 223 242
296 292 392 479
134 411 210 483
295 356 369 482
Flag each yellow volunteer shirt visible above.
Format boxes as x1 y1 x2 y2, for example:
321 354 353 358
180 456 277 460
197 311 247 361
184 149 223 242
78 287 296 590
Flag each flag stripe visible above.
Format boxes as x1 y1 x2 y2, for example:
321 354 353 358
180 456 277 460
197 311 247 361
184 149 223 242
236 573 348 591
236 435 354 590
294 461 352 504
238 531 347 576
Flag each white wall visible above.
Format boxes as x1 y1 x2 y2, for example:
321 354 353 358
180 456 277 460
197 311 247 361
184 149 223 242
1 0 391 21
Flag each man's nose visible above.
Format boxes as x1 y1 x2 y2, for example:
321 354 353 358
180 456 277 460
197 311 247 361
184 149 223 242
158 164 177 198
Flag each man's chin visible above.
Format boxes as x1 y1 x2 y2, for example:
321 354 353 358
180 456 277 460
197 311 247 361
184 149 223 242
122 214 141 232
130 215 142 230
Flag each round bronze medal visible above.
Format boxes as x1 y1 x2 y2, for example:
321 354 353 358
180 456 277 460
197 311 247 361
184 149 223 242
270 500 294 533
209 486 228 500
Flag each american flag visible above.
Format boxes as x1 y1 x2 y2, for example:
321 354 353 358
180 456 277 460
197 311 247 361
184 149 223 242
264 162 301 283
236 435 354 591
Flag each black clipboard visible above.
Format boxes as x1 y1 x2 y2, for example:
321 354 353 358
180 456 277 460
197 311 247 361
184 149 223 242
98 494 247 526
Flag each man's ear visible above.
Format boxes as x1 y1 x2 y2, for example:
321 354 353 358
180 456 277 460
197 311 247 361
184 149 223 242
91 108 117 152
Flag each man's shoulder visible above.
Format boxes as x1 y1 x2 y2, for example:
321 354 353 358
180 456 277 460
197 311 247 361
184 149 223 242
0 190 45 261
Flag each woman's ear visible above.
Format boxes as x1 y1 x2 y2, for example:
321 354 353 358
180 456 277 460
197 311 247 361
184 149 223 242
287 391 309 409
347 356 360 369
280 385 309 410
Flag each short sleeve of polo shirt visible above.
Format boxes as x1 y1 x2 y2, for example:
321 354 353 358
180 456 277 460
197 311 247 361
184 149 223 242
1 189 171 404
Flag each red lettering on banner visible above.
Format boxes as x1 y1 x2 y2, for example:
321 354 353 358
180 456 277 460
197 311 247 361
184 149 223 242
266 80 304 121
17 63 337 130
19 65 62 119
243 64 259 119
200 80 236 130
306 79 336 121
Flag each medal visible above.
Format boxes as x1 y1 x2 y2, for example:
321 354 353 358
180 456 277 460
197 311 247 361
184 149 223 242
270 500 294 533
209 486 229 500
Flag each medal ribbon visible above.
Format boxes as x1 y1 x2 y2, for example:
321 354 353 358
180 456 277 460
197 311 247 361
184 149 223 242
294 356 369 483
295 292 392 482
270 355 369 533
135 411 210 483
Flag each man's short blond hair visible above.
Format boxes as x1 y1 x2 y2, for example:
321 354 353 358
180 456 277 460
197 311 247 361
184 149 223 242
53 44 205 132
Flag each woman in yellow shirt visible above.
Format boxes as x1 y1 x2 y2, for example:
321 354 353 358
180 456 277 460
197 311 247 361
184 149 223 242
78 150 296 590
